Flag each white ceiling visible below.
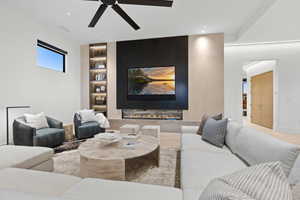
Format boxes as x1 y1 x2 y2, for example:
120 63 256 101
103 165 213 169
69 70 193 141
237 0 300 44
4 0 276 44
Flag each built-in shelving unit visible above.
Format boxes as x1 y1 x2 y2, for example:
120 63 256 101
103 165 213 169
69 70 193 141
89 43 108 116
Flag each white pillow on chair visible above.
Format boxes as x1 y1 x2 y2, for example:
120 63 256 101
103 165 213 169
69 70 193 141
24 112 49 129
78 109 97 123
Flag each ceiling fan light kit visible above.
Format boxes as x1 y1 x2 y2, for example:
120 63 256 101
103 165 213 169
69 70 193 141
85 0 173 30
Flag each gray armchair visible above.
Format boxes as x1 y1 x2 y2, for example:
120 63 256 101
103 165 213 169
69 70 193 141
74 113 105 140
13 116 65 148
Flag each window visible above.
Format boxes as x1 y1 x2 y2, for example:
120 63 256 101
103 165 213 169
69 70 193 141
37 40 67 73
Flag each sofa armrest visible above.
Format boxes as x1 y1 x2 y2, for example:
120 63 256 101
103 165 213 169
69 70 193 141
13 120 36 146
181 126 199 135
47 117 63 129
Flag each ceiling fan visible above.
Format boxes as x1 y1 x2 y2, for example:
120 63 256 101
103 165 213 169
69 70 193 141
85 0 173 30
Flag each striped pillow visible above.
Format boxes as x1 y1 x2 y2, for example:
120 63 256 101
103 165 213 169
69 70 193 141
200 162 293 200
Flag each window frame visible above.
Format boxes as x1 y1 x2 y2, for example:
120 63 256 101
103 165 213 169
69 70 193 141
37 40 68 73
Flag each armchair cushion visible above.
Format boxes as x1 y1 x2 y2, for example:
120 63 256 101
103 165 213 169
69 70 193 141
77 122 103 140
35 128 65 148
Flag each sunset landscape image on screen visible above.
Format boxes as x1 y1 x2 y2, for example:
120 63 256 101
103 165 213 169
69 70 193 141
128 66 175 95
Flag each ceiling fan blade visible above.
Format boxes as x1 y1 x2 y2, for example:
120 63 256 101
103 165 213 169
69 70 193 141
112 4 140 30
118 0 173 7
88 4 108 28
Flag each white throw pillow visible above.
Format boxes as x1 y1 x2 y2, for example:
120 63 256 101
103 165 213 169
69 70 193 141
95 113 110 128
200 162 293 200
79 109 97 123
24 112 49 129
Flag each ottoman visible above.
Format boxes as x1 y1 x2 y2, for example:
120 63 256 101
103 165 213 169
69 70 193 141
0 145 54 172
141 125 160 138
120 124 140 134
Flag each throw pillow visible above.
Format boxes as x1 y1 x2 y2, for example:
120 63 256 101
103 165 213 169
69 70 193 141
197 113 223 135
202 118 228 148
95 113 110 128
79 109 97 123
24 112 49 129
199 162 293 200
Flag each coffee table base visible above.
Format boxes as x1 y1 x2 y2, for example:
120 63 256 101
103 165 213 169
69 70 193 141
80 145 160 181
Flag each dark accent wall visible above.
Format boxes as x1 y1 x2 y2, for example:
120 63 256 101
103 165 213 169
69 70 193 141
117 36 188 110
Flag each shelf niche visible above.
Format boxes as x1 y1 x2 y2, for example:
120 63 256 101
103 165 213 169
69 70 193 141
89 43 108 116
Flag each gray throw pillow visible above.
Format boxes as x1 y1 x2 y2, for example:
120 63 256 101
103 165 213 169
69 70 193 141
200 162 293 200
197 113 223 135
202 118 228 148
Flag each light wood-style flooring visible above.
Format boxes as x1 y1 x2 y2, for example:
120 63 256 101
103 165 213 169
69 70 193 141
244 119 300 146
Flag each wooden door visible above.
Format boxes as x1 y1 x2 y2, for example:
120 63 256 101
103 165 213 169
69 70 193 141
251 71 273 129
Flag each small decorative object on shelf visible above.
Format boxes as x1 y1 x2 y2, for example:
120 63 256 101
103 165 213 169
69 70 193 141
89 43 108 116
95 86 101 93
95 73 106 81
95 96 106 105
100 85 106 92
95 63 106 69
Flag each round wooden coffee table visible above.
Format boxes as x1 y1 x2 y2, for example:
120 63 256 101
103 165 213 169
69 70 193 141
79 134 160 180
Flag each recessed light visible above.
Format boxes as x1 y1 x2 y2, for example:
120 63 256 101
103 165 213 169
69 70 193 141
66 12 71 16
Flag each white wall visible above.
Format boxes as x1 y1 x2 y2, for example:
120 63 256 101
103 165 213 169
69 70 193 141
225 42 300 134
0 3 81 144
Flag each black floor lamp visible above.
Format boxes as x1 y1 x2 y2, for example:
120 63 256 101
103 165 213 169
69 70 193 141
6 106 31 145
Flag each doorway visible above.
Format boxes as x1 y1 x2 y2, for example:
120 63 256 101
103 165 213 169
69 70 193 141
242 60 277 130
251 71 273 129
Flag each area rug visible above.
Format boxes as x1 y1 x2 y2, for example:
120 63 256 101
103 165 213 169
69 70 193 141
54 149 179 188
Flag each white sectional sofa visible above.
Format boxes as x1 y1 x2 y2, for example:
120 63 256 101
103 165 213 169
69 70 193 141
0 145 54 171
0 121 299 200
181 121 300 200
0 168 182 200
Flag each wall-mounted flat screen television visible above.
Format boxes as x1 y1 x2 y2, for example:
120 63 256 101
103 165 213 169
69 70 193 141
128 66 176 96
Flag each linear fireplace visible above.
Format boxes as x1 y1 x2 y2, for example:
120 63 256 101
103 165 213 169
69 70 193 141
122 109 183 120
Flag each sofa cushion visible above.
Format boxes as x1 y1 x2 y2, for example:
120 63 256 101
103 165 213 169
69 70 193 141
235 127 300 176
0 189 59 200
225 121 243 153
62 178 182 200
182 126 199 134
35 128 65 148
0 145 53 169
183 189 203 200
202 118 228 148
0 168 81 197
181 150 247 190
200 162 293 200
181 134 231 153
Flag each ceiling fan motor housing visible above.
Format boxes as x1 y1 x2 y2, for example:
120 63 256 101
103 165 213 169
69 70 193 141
101 0 116 5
